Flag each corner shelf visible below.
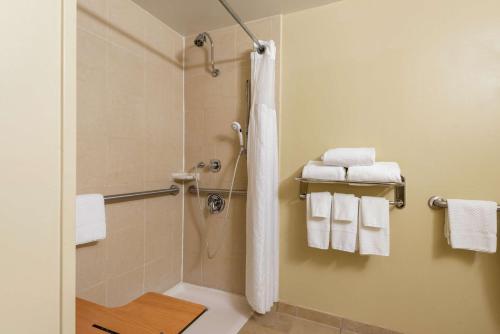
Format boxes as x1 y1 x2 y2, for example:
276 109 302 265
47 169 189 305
295 176 406 209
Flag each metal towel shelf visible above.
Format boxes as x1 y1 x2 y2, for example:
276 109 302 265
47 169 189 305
296 176 406 209
104 185 180 203
428 196 500 212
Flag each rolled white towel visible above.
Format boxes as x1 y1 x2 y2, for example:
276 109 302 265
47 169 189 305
347 162 402 183
302 161 346 181
321 148 375 167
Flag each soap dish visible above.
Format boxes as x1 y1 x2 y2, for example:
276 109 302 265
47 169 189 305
172 172 198 182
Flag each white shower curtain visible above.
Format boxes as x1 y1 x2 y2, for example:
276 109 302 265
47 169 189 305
246 40 279 314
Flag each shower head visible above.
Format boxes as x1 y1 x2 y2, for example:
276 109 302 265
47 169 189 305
194 33 206 47
231 122 244 148
193 32 220 77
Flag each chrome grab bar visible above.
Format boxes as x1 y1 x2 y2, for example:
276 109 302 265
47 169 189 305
103 185 180 203
188 185 247 196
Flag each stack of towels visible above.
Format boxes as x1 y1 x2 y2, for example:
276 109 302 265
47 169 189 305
303 148 397 256
306 192 390 256
302 147 402 183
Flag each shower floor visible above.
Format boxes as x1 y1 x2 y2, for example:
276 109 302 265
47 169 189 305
164 283 253 334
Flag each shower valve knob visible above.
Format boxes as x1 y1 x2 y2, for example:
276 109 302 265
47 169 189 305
209 159 222 173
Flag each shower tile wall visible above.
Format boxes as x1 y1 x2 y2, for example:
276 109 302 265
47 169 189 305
183 16 282 294
76 0 184 306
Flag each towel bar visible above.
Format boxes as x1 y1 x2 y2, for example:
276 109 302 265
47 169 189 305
103 185 180 203
296 176 406 209
428 196 500 212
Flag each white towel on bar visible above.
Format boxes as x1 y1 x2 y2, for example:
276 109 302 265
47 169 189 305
359 197 390 256
347 162 401 183
445 199 497 253
331 193 359 253
302 160 346 181
360 196 389 228
76 194 106 246
306 194 331 249
321 148 375 167
310 192 332 218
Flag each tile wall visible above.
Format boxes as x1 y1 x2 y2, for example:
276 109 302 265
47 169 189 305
76 0 184 306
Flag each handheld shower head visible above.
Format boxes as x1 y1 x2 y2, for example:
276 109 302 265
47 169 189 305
231 122 244 148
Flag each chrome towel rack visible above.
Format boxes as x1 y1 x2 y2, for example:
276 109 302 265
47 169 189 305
188 185 247 197
296 176 406 209
428 196 500 212
103 185 180 203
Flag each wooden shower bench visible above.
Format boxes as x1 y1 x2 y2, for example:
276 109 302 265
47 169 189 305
76 292 207 334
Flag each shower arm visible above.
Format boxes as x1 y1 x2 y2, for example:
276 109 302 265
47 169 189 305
204 33 219 77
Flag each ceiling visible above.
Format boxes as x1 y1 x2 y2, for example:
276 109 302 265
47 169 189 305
131 0 339 36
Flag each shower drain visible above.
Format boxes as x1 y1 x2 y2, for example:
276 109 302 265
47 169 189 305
207 193 225 214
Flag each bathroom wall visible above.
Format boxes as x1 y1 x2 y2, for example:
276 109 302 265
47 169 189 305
76 0 184 306
183 16 281 294
1 0 76 332
280 0 500 333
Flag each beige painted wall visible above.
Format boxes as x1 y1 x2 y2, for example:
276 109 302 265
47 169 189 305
183 16 281 294
280 1 500 333
76 0 184 306
0 0 76 333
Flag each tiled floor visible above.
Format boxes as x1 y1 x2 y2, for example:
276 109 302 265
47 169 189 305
239 312 341 334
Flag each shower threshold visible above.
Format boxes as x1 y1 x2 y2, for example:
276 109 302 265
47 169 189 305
164 283 253 334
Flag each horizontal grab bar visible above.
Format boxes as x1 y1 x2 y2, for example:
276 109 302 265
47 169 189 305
103 185 180 203
188 185 247 196
428 196 500 212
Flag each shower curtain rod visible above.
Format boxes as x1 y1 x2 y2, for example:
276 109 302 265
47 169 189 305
217 0 266 54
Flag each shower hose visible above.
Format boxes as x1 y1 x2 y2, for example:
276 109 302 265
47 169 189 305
194 147 244 259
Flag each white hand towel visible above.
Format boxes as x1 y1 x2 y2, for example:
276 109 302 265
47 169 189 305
347 162 401 183
445 199 497 253
311 192 332 218
76 194 106 245
331 193 359 253
321 148 375 167
333 193 357 221
359 197 390 256
360 196 389 228
306 194 330 249
302 161 346 181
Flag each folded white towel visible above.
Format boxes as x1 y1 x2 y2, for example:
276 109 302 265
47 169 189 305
306 194 330 249
311 192 332 218
360 196 389 228
333 193 357 221
321 148 375 167
302 160 346 181
347 162 401 183
76 194 106 245
445 199 497 253
331 193 359 253
359 197 390 256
